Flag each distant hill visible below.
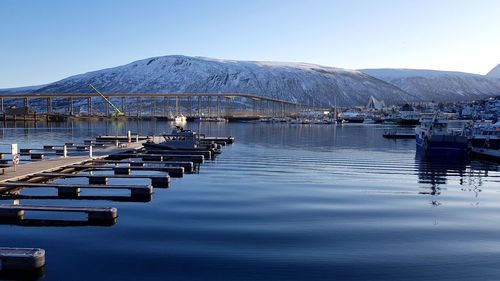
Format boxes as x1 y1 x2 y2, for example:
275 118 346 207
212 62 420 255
360 68 500 101
0 84 47 93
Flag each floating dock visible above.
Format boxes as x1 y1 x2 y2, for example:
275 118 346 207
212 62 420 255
0 204 118 223
0 131 235 273
33 172 171 188
0 247 45 271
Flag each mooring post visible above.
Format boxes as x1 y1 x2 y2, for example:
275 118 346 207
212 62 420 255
63 145 67 158
89 145 93 158
127 130 132 143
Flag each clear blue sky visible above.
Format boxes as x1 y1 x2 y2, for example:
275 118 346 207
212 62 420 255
1 0 499 88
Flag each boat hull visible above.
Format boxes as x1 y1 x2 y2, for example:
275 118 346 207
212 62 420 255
143 142 196 150
470 138 500 150
471 147 500 162
343 118 365 123
416 134 469 160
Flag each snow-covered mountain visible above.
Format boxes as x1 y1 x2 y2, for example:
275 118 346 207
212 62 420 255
361 68 500 101
2 56 499 106
29 55 413 107
487 64 500 78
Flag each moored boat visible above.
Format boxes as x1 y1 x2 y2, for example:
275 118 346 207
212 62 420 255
469 121 500 150
415 115 470 160
339 111 366 123
397 111 421 126
143 127 221 153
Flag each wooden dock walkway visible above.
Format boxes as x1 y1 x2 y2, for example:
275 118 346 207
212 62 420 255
0 142 145 183
0 156 92 183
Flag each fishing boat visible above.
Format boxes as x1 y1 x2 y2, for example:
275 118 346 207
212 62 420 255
469 120 500 150
415 115 470 160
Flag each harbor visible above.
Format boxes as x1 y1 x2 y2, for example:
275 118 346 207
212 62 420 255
2 1 500 279
0 125 234 275
1 120 499 280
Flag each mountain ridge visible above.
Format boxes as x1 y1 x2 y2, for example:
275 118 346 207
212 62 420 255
1 55 499 106
29 55 415 107
487 64 500 78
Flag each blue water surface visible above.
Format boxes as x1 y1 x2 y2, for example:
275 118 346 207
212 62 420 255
0 120 499 281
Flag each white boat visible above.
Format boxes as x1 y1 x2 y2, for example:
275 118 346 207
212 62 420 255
339 111 366 123
397 111 421 125
173 115 187 123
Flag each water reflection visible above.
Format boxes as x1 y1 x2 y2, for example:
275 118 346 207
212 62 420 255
415 157 499 207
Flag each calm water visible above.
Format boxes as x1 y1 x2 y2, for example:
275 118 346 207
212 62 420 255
1 121 500 281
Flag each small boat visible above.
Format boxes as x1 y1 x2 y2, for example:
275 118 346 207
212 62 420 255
143 127 221 153
397 111 421 126
339 111 366 123
173 115 187 123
